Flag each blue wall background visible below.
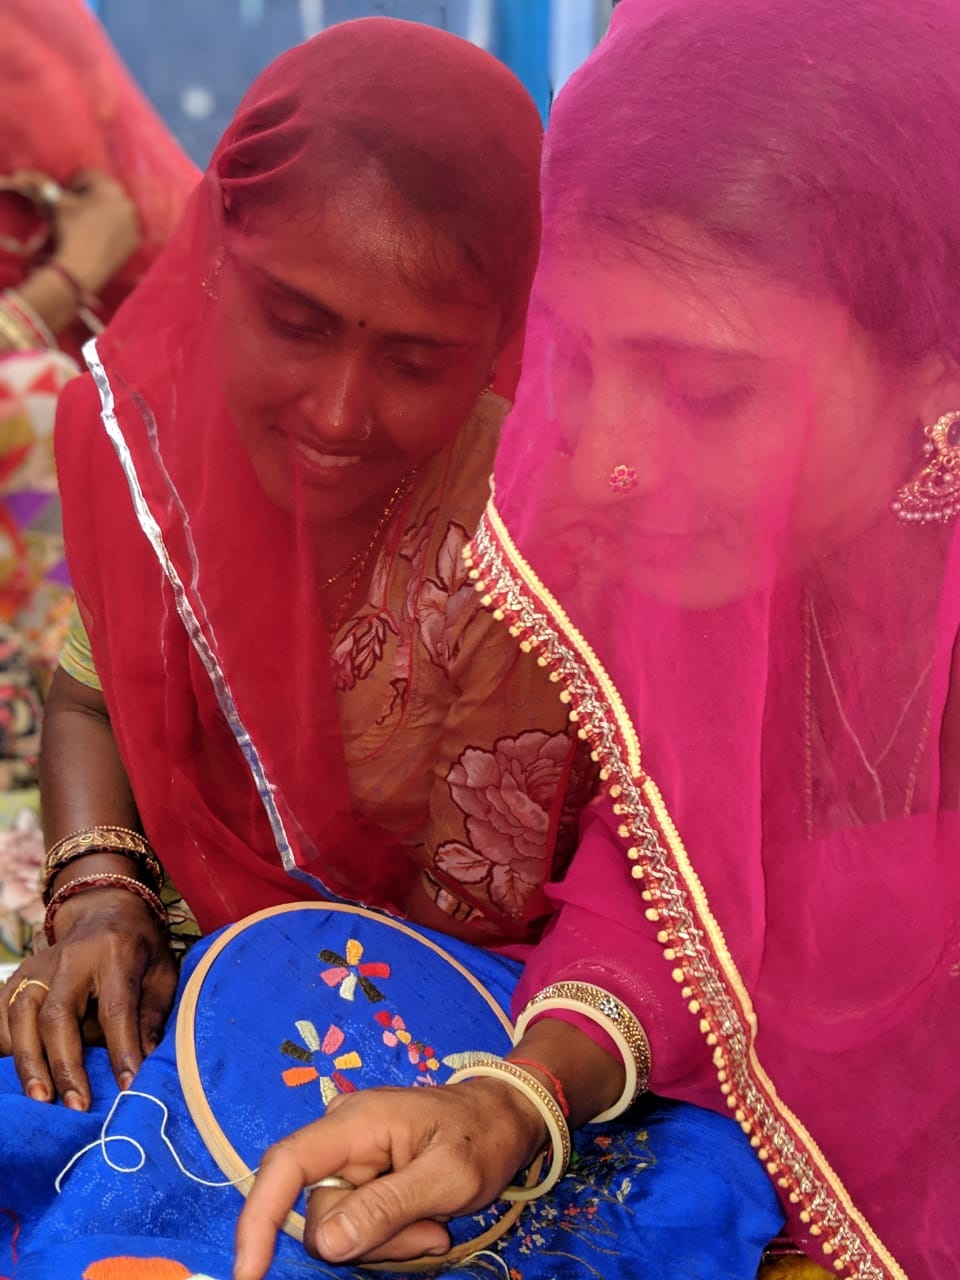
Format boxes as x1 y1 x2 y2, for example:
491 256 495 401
88 0 613 166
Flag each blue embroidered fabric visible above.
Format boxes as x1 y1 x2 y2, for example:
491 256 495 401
0 906 783 1278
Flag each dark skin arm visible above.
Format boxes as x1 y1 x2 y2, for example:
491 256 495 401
0 669 177 1108
234 1018 625 1278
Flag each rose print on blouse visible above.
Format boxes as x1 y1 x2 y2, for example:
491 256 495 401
436 730 572 918
413 519 476 674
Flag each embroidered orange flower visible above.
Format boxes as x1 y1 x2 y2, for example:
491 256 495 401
319 938 390 1002
281 1019 362 1104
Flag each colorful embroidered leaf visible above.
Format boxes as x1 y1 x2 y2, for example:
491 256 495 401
296 1020 321 1052
441 1051 489 1070
319 949 348 966
319 1076 339 1107
282 1066 319 1087
345 938 364 966
321 1024 345 1054
320 966 348 987
374 1010 394 1028
331 1071 358 1094
333 1051 362 1071
357 974 386 1003
280 1039 312 1064
359 962 390 979
338 973 359 1001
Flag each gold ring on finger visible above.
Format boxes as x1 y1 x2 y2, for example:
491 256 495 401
304 1175 357 1195
7 977 51 1009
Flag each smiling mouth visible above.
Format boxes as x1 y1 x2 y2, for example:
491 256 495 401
275 429 366 474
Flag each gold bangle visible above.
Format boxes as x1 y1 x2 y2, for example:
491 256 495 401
513 982 651 1122
445 1057 571 1201
43 826 163 902
0 302 33 350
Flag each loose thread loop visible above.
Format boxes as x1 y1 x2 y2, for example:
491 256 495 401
54 1089 257 1193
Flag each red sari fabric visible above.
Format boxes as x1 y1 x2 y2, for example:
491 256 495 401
0 0 198 352
55 20 544 939
469 1 960 1277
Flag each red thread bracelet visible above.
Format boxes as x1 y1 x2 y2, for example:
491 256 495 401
44 260 91 304
44 872 167 946
509 1057 571 1118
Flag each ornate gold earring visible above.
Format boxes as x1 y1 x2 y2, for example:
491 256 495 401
892 409 960 524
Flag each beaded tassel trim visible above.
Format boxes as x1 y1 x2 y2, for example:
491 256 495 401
464 498 905 1280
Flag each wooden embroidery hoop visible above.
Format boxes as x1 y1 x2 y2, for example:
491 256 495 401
175 901 539 1272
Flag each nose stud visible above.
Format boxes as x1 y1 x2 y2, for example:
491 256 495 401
608 463 639 495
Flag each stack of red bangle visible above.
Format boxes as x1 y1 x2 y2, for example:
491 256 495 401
44 872 167 946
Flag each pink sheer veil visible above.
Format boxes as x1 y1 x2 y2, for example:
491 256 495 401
473 1 960 1275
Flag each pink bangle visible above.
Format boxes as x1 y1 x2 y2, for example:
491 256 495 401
44 872 167 945
508 1056 571 1118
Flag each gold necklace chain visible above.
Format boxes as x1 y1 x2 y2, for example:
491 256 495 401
319 472 416 591
323 470 416 635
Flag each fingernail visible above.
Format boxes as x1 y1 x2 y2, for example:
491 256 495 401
119 1070 134 1090
317 1212 360 1260
63 1089 85 1111
26 1080 49 1103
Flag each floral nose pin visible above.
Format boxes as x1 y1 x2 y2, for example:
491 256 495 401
608 464 639 495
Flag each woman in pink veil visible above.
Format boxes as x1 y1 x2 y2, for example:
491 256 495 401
238 1 958 1277
473 0 960 1273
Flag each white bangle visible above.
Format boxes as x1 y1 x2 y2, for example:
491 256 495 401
513 982 651 1123
445 1056 571 1201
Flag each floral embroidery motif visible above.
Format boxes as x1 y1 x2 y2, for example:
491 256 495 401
467 1125 657 1278
374 1010 439 1075
319 938 391 1002
280 1020 362 1104
437 731 573 918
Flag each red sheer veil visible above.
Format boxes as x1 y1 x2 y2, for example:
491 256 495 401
55 19 543 933
471 1 960 1276
0 0 198 336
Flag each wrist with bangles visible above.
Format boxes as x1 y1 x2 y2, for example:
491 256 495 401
0 289 56 350
513 982 652 1123
42 825 167 945
444 1056 571 1201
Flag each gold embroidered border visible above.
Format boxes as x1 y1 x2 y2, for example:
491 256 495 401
464 497 905 1280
